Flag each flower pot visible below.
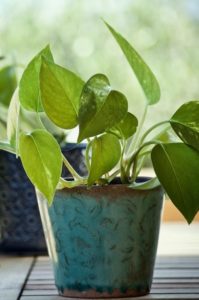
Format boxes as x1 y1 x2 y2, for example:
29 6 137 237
0 143 86 253
37 178 164 298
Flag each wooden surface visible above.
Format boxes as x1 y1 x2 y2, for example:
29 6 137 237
0 256 34 300
1 255 198 300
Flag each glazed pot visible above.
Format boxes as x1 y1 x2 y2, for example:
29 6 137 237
0 143 86 253
37 178 164 298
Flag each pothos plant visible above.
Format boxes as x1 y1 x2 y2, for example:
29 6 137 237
1 21 199 224
0 61 67 145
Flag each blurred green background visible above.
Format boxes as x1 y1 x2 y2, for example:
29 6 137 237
0 0 198 139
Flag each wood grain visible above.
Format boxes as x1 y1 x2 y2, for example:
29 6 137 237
19 256 199 300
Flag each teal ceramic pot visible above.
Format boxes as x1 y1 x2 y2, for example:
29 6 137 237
37 178 164 298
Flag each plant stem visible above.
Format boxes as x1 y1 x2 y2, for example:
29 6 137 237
85 139 92 171
62 154 83 180
139 120 170 146
58 177 87 189
37 113 47 131
108 169 120 183
132 149 153 181
120 139 129 183
127 103 148 156
126 140 160 179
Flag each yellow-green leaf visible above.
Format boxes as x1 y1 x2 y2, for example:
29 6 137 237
19 45 54 112
40 58 84 129
88 133 121 185
0 65 17 106
108 112 138 139
105 21 160 105
78 74 128 142
19 129 62 204
170 100 199 151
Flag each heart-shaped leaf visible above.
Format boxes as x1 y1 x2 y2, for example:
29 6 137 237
19 45 54 112
108 112 138 139
170 100 199 151
7 88 20 148
151 143 199 223
40 58 84 129
78 74 128 142
105 21 160 105
0 66 17 106
88 133 121 185
19 129 62 204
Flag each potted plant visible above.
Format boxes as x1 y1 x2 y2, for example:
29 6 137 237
1 21 199 297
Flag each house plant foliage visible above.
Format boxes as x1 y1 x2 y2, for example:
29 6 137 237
1 21 199 296
2 21 197 223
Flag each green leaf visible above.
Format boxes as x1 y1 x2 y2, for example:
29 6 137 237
7 88 20 148
170 100 199 151
0 66 17 106
78 73 110 141
0 104 8 123
88 133 121 185
108 112 138 139
78 74 128 142
19 45 54 112
0 120 6 139
40 58 84 129
129 177 160 190
151 143 199 223
104 21 160 105
19 129 62 204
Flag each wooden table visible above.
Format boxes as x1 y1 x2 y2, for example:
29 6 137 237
1 255 199 300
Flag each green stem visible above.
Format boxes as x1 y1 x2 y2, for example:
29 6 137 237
127 104 148 156
58 177 87 189
37 113 46 131
120 139 128 183
85 140 92 171
126 140 160 178
132 149 152 180
108 169 120 183
129 123 170 178
62 154 83 180
139 120 170 146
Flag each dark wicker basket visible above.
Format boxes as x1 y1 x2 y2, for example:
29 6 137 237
0 143 87 254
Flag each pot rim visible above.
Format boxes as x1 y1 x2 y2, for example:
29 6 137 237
57 176 163 193
63 176 153 185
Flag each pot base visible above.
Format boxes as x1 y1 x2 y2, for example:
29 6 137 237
58 288 149 298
